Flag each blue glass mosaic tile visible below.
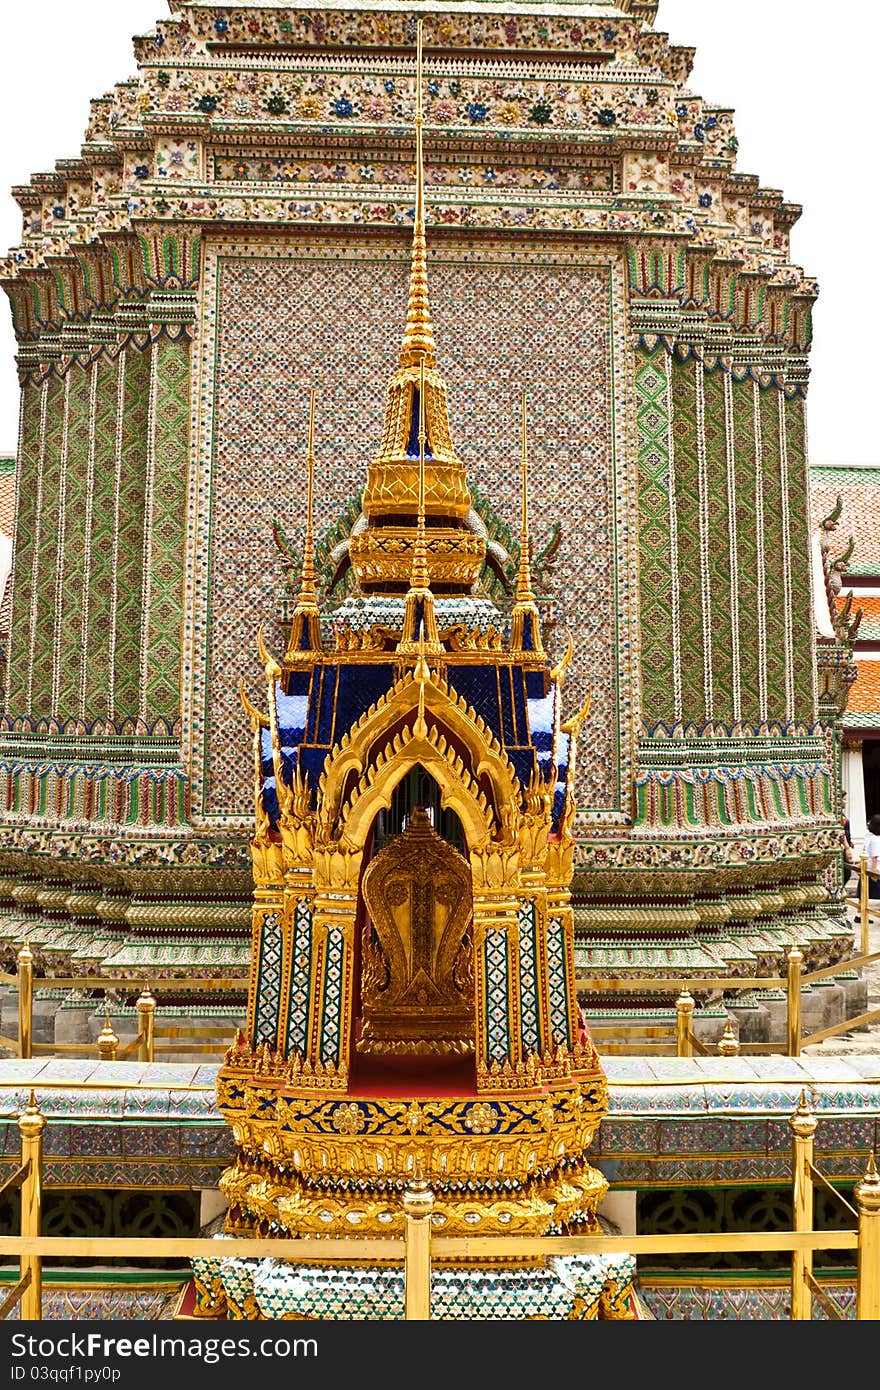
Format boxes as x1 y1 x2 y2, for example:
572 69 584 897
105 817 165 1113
509 746 537 789
446 666 503 739
300 744 330 792
316 665 337 744
498 665 516 744
511 666 528 742
335 663 396 736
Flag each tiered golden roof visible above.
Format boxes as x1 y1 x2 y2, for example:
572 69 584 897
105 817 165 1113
349 21 485 596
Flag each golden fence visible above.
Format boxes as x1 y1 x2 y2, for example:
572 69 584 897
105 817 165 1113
0 953 240 1062
0 858 878 1064
0 1092 877 1321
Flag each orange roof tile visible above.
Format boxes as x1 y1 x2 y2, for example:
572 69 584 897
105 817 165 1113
0 472 14 537
836 593 880 640
811 467 880 575
846 659 880 725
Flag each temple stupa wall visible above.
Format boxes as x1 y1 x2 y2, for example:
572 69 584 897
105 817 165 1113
0 1 852 995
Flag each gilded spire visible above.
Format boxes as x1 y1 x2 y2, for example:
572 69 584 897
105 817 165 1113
510 391 544 655
398 356 442 655
285 387 323 657
399 19 436 369
349 19 485 597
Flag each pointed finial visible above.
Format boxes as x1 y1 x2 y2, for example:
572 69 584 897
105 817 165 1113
414 622 431 688
517 391 535 605
285 389 324 656
399 19 436 368
855 1152 880 1220
790 1087 818 1140
97 1009 119 1061
18 1089 44 1140
414 650 429 738
509 390 543 655
717 1018 739 1056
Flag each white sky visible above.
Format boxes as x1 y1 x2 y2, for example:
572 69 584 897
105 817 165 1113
0 0 876 466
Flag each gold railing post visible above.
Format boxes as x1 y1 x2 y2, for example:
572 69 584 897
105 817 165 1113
718 1019 740 1056
18 1090 44 1320
675 990 694 1057
403 1163 434 1320
790 1089 816 1321
96 1010 118 1061
856 1153 880 1320
17 939 34 1060
136 985 156 1063
860 853 870 957
787 948 803 1058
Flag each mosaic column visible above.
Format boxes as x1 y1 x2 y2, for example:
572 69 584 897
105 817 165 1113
53 353 92 722
109 304 150 725
473 892 519 1073
544 887 577 1051
140 290 195 726
248 892 285 1049
309 891 357 1070
633 340 679 730
4 363 44 716
79 313 120 722
282 892 314 1059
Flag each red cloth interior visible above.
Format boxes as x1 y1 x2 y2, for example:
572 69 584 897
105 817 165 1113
348 1051 477 1098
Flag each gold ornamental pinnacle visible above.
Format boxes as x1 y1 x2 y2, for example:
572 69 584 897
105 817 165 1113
350 16 484 593
399 20 436 369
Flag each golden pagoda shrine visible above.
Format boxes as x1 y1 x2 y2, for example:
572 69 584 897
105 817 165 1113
0 0 857 1055
202 23 644 1321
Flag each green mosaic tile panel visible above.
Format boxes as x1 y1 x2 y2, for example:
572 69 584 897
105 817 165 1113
785 395 815 724
670 356 704 724
56 363 91 721
635 346 675 728
6 379 42 713
731 377 760 727
704 367 734 726
31 374 65 715
144 335 190 722
84 353 120 719
759 386 787 727
113 348 149 722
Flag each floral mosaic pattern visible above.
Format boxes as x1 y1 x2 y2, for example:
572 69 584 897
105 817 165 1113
212 152 616 193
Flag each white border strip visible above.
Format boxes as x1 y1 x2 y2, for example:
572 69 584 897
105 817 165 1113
753 379 767 724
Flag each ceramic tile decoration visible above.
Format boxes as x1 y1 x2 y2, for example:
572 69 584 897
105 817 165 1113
0 0 854 1024
0 0 872 1325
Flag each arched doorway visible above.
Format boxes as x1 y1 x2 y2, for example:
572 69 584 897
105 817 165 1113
352 766 476 1091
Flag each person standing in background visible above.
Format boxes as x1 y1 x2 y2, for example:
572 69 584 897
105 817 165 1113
865 813 880 901
842 792 856 892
